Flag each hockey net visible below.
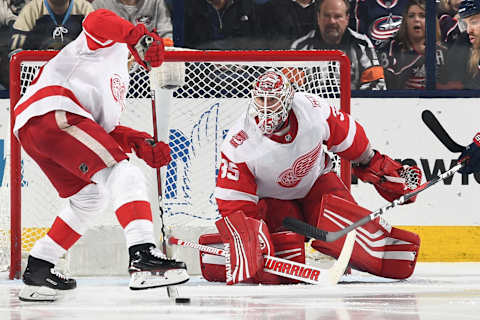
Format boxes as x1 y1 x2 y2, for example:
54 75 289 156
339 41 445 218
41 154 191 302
1 49 351 279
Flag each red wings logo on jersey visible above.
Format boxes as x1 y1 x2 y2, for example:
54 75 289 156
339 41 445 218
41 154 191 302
110 74 126 110
277 143 322 188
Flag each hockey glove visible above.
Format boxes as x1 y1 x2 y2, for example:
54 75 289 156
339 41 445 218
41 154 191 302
353 151 422 203
127 24 164 71
110 125 171 168
458 133 480 174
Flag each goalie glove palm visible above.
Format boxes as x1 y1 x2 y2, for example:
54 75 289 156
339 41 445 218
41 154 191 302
353 151 422 203
127 24 164 71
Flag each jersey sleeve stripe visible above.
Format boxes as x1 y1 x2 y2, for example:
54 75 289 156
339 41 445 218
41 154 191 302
335 122 369 160
328 116 356 154
83 29 115 49
215 187 259 203
14 85 90 118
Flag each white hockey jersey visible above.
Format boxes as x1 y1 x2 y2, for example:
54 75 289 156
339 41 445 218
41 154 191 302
13 9 135 137
215 92 371 216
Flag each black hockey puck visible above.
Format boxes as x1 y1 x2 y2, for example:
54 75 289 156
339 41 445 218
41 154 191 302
175 297 191 304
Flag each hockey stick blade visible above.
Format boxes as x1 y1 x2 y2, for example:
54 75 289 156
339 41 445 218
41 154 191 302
283 160 465 243
422 110 465 153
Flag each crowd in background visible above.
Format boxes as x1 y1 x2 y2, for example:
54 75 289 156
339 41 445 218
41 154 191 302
0 0 477 91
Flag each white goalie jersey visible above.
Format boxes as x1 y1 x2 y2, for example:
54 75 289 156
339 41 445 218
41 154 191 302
215 91 371 216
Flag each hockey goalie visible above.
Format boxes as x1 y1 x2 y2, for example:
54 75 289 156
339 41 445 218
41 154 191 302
12 9 188 301
199 70 422 285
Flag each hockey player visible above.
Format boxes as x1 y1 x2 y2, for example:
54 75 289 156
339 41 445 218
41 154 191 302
458 133 480 174
201 70 422 285
13 9 188 301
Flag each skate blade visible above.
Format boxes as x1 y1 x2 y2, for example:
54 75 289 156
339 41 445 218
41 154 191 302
129 269 189 290
19 285 58 302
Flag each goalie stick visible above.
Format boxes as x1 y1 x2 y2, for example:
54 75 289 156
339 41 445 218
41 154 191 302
168 233 356 285
284 160 465 242
421 110 466 153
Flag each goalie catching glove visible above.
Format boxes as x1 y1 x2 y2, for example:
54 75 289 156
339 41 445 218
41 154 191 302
110 125 171 168
127 24 165 71
353 151 422 203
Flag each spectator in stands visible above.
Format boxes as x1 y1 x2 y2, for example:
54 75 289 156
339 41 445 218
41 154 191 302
183 0 260 49
0 0 26 90
379 0 462 89
350 0 408 49
447 0 480 89
91 0 172 39
291 0 386 90
1 0 16 27
9 0 93 53
256 0 316 49
438 0 469 47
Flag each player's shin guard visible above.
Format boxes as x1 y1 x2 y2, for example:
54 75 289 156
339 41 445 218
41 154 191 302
311 195 420 279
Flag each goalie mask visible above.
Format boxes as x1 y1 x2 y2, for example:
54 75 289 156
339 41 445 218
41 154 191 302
249 70 294 135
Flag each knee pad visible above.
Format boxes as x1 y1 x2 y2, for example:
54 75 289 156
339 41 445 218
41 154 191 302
93 160 149 211
58 183 108 234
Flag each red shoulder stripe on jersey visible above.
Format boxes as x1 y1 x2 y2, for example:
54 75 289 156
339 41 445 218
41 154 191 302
14 85 90 118
83 30 115 51
336 122 369 160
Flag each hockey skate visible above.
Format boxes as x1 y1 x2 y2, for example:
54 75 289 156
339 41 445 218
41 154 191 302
128 244 189 290
19 256 76 302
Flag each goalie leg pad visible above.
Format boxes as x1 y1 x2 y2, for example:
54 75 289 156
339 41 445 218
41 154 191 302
311 194 420 279
199 231 305 284
198 233 227 282
215 211 265 285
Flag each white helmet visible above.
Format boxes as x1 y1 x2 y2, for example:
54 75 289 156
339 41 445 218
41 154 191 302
249 70 294 135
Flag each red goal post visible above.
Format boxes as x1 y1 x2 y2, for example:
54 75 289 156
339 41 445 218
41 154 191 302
3 49 351 279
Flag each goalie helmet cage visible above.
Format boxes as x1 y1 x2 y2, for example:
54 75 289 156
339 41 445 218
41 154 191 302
3 49 351 280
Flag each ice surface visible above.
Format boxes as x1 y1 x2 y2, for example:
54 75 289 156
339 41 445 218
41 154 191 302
1 262 479 320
